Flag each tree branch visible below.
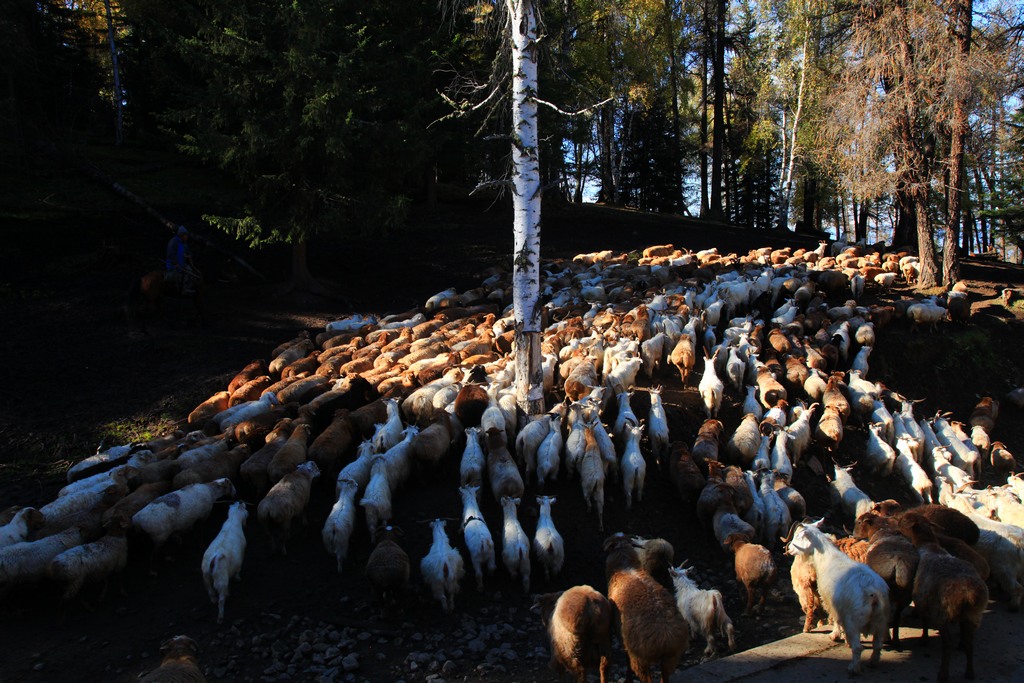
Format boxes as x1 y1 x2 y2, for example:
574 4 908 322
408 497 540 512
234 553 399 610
429 86 505 128
533 97 615 117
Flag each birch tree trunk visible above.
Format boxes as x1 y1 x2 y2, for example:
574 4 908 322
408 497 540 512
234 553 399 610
507 0 544 418
103 0 124 146
777 32 808 231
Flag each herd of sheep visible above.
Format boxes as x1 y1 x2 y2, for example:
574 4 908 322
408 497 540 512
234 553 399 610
3 237 1024 682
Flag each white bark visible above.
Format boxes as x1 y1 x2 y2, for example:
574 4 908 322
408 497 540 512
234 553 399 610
777 31 808 231
507 0 544 417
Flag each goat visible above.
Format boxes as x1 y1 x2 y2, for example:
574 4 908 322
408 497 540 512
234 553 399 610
500 496 531 592
900 516 988 682
419 519 464 613
621 423 646 510
138 635 205 683
322 478 360 574
783 520 889 675
534 586 612 683
723 534 777 615
257 461 320 555
459 485 496 590
533 496 565 582
669 564 735 658
201 501 248 623
603 534 689 683
365 525 410 615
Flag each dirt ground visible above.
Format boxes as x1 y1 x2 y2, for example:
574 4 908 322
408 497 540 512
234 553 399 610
2 199 1024 683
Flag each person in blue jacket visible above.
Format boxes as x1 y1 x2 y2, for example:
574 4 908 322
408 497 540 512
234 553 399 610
165 225 197 295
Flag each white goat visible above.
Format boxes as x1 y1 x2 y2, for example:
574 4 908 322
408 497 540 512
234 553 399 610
460 427 485 487
360 456 393 542
532 496 564 582
864 422 896 475
322 478 360 574
758 470 791 550
647 387 671 465
201 501 248 623
829 465 873 522
895 435 933 504
459 485 496 590
784 520 889 675
620 424 647 510
420 519 464 613
500 496 531 592
669 565 736 658
698 352 725 418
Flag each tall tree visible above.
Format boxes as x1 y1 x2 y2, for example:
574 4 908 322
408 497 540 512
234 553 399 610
942 0 972 284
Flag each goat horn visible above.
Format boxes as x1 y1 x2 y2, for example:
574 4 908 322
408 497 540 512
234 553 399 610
780 519 801 546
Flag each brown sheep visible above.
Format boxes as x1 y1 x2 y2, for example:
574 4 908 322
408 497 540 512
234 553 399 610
853 512 920 647
187 391 231 427
412 412 453 467
900 516 988 683
365 525 410 617
668 442 705 508
308 409 355 474
138 635 206 682
173 444 251 489
790 550 826 632
228 375 273 407
832 535 871 565
267 422 313 485
227 359 269 394
669 333 696 386
257 461 320 555
872 501 980 546
603 534 689 683
349 399 388 439
239 420 295 499
692 419 725 468
534 586 612 683
724 534 777 615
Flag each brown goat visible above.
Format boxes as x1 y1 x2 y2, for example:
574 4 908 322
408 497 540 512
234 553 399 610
139 635 205 683
724 534 777 615
900 517 988 682
535 586 612 683
603 534 689 683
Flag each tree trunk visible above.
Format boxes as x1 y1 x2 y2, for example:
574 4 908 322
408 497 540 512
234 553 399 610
507 0 544 418
893 185 917 247
915 195 940 288
942 0 971 285
103 0 124 146
777 31 809 231
708 0 726 221
699 1 710 217
665 0 683 213
801 174 817 234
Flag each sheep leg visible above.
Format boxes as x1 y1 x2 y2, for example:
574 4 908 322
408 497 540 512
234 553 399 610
659 653 681 683
961 620 976 680
598 654 609 683
938 624 952 683
744 584 756 615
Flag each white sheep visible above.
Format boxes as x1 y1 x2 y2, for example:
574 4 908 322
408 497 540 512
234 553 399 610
0 507 45 550
133 478 235 565
771 430 793 483
620 423 646 510
201 501 248 623
784 520 890 675
743 386 764 420
669 565 736 658
257 461 320 555
420 519 464 613
322 478 360 574
214 392 280 433
906 300 946 331
0 527 84 597
459 485 496 590
533 496 564 582
500 496 530 592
